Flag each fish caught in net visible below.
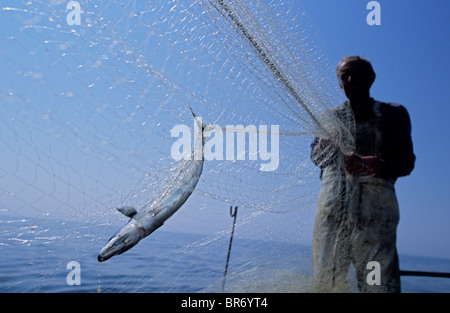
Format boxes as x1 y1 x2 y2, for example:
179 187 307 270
0 0 355 292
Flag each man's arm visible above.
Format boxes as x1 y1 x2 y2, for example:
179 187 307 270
379 104 416 179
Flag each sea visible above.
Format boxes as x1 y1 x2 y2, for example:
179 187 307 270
0 215 449 294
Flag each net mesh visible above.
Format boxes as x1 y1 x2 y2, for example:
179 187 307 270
0 0 354 292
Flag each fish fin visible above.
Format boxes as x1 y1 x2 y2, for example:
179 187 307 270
117 206 137 218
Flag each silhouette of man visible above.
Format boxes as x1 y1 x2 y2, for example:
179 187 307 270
311 56 415 292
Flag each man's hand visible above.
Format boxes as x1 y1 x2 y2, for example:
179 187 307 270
344 153 363 175
344 153 382 176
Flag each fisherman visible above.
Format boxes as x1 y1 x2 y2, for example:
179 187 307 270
310 56 415 292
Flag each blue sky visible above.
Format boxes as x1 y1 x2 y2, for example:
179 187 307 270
299 0 450 259
0 0 448 262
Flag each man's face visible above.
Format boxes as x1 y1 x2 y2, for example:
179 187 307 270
337 61 373 101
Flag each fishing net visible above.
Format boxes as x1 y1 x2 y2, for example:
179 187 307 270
0 0 354 292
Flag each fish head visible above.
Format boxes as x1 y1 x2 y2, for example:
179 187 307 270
98 222 144 262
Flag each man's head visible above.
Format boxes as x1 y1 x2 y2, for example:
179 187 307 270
336 56 376 102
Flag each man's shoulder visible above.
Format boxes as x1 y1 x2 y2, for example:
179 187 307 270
376 100 410 116
377 100 404 109
376 100 412 128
